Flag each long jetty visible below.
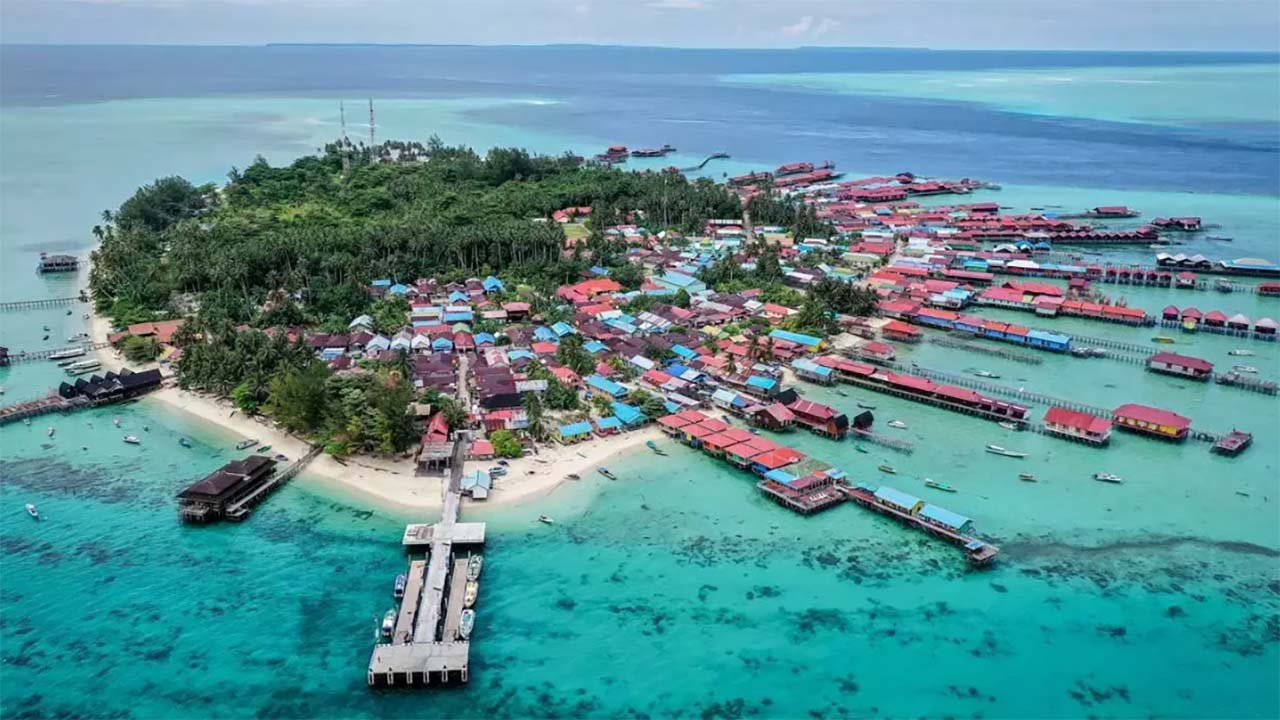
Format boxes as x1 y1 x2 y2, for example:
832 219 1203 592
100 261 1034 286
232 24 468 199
368 437 481 687
0 296 84 312
680 152 730 172
4 342 109 364
927 336 1043 364
0 393 88 425
225 446 323 521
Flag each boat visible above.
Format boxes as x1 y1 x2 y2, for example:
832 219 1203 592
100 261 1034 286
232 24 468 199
855 445 868 454
274 453 289 462
1151 336 1176 344
113 416 120 427
974 370 1001 379
64 359 100 376
1093 472 1123 484
235 439 259 450
538 515 555 524
645 440 667 456
488 466 508 477
393 574 407 599
380 610 396 639
46 426 55 437
1018 473 1037 482
924 479 956 492
878 464 896 474
123 435 141 445
565 473 580 481
1232 365 1258 374
458 609 475 640
48 347 85 361
25 503 39 520
598 467 617 480
67 332 90 342
258 445 272 453
835 390 849 397
178 437 193 448
857 402 877 409
985 444 1027 458
1228 349 1255 357
998 421 1018 430
467 555 483 581
887 420 907 429
464 581 478 608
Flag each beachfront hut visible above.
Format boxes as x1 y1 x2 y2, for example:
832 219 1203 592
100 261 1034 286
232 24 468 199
610 402 647 427
555 421 594 444
460 470 492 500
586 374 628 399
1226 313 1251 331
594 416 623 436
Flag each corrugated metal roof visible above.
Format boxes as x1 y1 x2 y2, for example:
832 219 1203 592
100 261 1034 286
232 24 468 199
919 504 970 531
874 485 921 509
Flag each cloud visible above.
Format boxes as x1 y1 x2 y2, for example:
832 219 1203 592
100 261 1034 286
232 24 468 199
779 15 813 36
646 0 705 8
813 16 839 37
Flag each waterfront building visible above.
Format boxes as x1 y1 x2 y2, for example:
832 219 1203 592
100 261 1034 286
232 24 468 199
177 456 278 523
1042 407 1112 445
1113 403 1191 441
1146 352 1213 381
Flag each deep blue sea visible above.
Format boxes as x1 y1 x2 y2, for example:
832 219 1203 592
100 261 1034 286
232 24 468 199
1 46 1278 719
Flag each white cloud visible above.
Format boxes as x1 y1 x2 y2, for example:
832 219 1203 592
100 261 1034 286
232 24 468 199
779 15 813 36
812 16 838 37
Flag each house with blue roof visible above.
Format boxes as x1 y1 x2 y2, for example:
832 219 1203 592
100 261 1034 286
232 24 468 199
589 265 611 276
583 340 608 354
388 283 410 295
1026 329 1070 352
670 344 698 361
745 375 778 395
551 321 576 337
474 332 496 346
769 329 823 350
482 276 504 293
919 504 973 534
594 416 623 435
652 271 707 294
555 421 594 444
371 278 392 288
610 402 646 426
874 486 923 514
431 337 453 352
586 374 628 398
533 327 558 342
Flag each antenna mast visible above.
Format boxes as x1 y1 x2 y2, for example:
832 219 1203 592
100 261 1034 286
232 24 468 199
339 101 351 174
368 98 376 157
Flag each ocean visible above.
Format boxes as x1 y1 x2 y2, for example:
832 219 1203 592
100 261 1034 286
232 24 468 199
1 46 1278 719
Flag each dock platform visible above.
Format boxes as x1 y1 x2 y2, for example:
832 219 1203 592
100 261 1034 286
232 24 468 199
391 560 427 645
441 558 470 641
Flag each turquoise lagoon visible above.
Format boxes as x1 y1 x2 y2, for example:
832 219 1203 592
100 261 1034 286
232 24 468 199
2 59 1279 718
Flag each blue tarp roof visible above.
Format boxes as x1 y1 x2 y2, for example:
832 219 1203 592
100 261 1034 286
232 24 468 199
558 422 593 437
483 276 504 291
388 283 409 295
474 332 496 345
584 340 607 354
671 344 698 360
611 402 645 424
746 375 777 390
533 327 558 341
551 321 576 337
769 329 822 347
920 504 971 531
595 416 623 430
586 375 627 397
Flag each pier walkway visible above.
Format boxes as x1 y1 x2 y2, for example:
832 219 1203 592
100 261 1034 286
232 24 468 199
224 445 322 521
368 436 479 687
927 336 1043 364
849 429 914 454
4 342 110 364
0 394 86 425
0 296 84 312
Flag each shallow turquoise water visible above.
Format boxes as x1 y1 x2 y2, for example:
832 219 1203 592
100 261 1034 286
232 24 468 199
723 63 1280 127
1 83 1278 717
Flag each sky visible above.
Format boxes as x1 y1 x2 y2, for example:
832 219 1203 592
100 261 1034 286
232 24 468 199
2 0 1279 50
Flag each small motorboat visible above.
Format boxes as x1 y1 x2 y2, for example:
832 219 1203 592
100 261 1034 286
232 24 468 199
46 426 55 437
878 464 896 474
1093 472 1123 484
235 439 259 450
258 445 272 453
565 473 580 481
835 390 849 397
1228 349 1255 357
113 417 121 427
538 515 555 524
65 309 72 316
178 437 193 448
855 445 868 454
887 420 907 429
489 466 508 477
1151 336 1176 344
1018 473 1037 482
123 435 141 445
380 610 396 639
464 581 478 608
274 454 289 462
857 402 877 410
998 421 1018 430
974 370 1000 379
467 555 483 581
985 444 1027 458
924 479 956 493
598 467 618 480
42 334 49 341
25 503 39 520
645 440 667 456
393 574 407 600
42 325 50 331
458 609 475 640
1232 365 1258 374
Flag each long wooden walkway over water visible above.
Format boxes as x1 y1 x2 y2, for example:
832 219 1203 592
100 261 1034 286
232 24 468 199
4 342 110 364
0 296 84 311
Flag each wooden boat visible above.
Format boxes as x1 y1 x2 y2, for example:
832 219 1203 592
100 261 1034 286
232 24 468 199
598 467 617 480
855 445 868 454
924 479 956 492
258 445 272 453
1151 336 1176 344
393 574 407 599
538 515 554 524
25 503 39 520
985 444 1026 458
878 464 896 474
645 440 667 456
565 474 580 481
235 439 259 450
122 435 141 445
467 555 483 581
458 609 475 640
1018 473 1037 482
464 581 478 608
887 420 907 429
857 402 877 409
1093 472 1123 484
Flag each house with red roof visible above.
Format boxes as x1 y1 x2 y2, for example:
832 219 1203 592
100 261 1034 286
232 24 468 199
1146 352 1213 381
1113 403 1191 441
1043 407 1112 446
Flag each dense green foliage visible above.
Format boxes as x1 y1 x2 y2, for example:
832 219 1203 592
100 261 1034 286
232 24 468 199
120 335 160 363
810 277 880 317
488 430 523 459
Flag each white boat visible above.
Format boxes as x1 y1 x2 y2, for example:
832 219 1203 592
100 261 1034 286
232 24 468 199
1093 472 1123 484
48 347 86 361
464 581 478 608
113 417 120 427
393 574 407 600
46 426 55 437
538 515 554 525
887 420 907 429
458 609 475 639
380 610 396 639
985 444 1027 458
123 435 141 445
1228 349 1254 357
64 359 100 376
998 421 1018 430
467 554 483 581
25 503 39 520
974 370 1001 379
1232 365 1258 374
235 438 259 450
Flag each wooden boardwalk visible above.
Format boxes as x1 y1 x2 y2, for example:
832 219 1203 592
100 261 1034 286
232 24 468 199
0 296 84 311
392 560 427 645
5 342 110 364
224 445 323 521
441 558 470 641
0 394 87 426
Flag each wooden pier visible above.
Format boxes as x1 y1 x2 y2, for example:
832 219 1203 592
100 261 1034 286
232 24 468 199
368 437 481 687
928 336 1043 364
4 342 110 364
841 486 999 566
0 296 84 312
224 445 322 521
849 428 915 454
